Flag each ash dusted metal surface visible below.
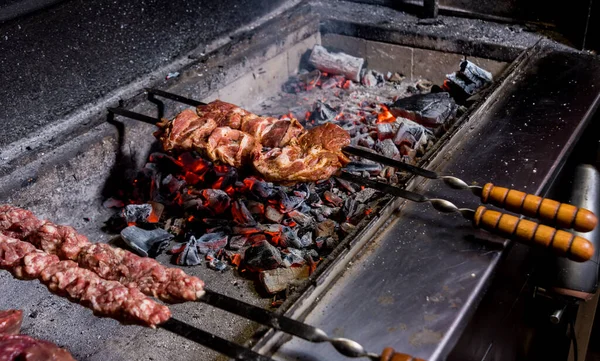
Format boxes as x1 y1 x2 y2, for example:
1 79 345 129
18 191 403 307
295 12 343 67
0 0 287 148
271 43 600 360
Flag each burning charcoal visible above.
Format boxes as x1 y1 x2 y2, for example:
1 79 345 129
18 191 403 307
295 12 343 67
244 177 275 199
320 77 339 89
172 238 202 266
265 206 285 223
308 45 364 82
231 200 257 226
123 204 152 225
306 191 322 207
120 226 173 257
341 122 359 137
195 232 228 254
207 257 228 271
400 144 417 161
389 92 457 127
293 184 310 199
323 191 343 207
334 177 357 193
161 174 186 195
361 69 385 88
354 188 379 203
393 118 428 150
299 231 313 248
344 162 382 176
282 248 306 268
304 249 319 262
201 189 231 215
232 226 262 236
259 265 310 294
246 200 265 218
178 152 211 175
276 190 304 213
376 122 398 141
148 152 184 174
315 219 337 241
311 100 338 123
343 198 367 223
445 60 493 97
288 210 315 228
376 139 401 160
228 235 249 250
201 218 230 228
244 240 282 270
279 226 304 249
357 134 375 148
298 69 322 91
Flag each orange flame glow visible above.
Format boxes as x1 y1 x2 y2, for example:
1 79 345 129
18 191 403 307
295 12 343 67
377 104 396 124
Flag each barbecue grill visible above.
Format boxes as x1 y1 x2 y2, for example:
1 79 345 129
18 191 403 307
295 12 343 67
1 0 600 360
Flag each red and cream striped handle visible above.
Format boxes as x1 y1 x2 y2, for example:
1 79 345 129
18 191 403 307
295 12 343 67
473 206 595 262
480 183 598 232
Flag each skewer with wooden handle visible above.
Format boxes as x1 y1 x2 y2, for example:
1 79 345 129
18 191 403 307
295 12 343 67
338 172 595 262
342 146 598 233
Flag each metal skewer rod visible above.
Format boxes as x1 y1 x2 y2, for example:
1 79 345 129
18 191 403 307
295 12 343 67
145 88 207 107
200 289 380 360
160 317 275 361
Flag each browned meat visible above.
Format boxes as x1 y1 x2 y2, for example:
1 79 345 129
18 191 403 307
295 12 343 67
0 310 22 336
205 127 256 168
0 234 171 328
0 205 205 304
253 123 350 183
155 108 217 152
240 116 304 148
0 334 76 361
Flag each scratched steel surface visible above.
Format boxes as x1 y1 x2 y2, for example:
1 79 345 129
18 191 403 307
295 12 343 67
270 41 600 360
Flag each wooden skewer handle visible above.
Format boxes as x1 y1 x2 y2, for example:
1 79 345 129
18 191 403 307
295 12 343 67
473 206 595 262
480 183 598 232
380 348 426 361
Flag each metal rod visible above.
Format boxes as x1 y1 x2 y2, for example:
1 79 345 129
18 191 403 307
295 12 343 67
423 0 439 18
343 145 439 179
160 318 274 361
200 289 379 360
145 88 207 107
107 107 160 125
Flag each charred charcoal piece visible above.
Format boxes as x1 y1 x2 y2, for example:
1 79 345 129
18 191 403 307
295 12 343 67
376 139 401 160
123 204 152 225
173 237 202 266
276 190 304 213
376 122 398 141
259 265 310 294
343 198 367 223
244 240 282 270
341 122 359 137
298 230 313 248
357 134 376 148
232 226 262 236
165 217 186 237
265 206 285 224
246 200 265 218
293 184 310 199
244 177 275 199
341 222 357 234
353 188 379 203
334 177 356 193
308 45 364 82
201 189 231 215
103 198 125 209
389 92 457 127
282 248 306 268
228 235 249 250
315 219 337 241
195 232 228 254
231 200 257 226
306 191 322 207
298 69 322 90
310 100 338 123
400 144 417 162
323 191 343 207
207 257 228 271
161 174 186 196
446 60 493 97
320 77 339 89
120 226 173 257
288 210 315 228
280 226 304 249
177 152 211 175
361 69 385 88
393 118 429 150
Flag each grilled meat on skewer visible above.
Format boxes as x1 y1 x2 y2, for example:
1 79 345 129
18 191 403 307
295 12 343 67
0 205 205 303
253 123 351 182
0 234 171 328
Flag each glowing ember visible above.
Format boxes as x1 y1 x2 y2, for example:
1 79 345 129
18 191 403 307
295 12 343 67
377 104 396 124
